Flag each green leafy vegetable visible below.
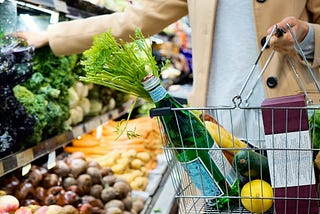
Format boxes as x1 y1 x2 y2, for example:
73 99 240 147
13 85 47 144
14 47 78 144
80 28 169 101
309 110 320 149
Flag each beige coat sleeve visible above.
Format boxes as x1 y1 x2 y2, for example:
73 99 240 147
47 0 188 56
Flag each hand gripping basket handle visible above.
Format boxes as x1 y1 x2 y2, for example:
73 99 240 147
232 23 320 106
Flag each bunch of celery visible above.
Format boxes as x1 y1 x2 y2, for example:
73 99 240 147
80 29 168 102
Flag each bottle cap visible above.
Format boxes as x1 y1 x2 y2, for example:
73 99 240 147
142 74 160 91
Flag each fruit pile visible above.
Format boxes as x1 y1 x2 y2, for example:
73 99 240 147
0 152 145 213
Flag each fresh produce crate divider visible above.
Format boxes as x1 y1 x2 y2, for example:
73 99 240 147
0 98 144 178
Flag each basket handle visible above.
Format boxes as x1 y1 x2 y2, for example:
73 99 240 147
233 23 320 107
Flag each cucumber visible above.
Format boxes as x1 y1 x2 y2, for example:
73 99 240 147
233 149 270 183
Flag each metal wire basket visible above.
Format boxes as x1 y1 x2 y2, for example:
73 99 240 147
150 24 320 213
153 104 320 213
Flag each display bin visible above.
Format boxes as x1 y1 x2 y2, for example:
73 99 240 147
151 102 320 213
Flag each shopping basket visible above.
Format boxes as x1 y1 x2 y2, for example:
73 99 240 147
150 24 320 213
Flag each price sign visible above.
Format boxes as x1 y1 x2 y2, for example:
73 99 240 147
22 163 32 176
53 0 68 13
16 149 34 167
47 151 56 170
72 124 84 138
96 125 103 139
0 161 3 175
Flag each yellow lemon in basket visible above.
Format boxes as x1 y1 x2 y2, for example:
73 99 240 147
240 179 273 213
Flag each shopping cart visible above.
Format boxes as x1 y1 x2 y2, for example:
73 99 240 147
150 24 320 213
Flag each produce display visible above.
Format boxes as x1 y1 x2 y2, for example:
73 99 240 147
0 38 132 155
67 81 92 126
0 4 192 214
0 152 145 213
86 84 130 117
0 36 36 156
14 46 78 145
64 116 163 191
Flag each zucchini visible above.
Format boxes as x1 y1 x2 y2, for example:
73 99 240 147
233 150 270 183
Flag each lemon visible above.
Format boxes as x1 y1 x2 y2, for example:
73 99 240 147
240 179 273 213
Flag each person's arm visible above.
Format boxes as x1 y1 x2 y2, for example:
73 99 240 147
266 0 320 67
17 0 188 56
297 23 314 60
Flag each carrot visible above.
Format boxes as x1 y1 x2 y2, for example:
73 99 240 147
100 138 145 146
64 144 148 155
71 138 99 147
145 160 158 170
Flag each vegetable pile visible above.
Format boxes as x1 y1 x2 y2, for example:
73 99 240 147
0 36 36 156
14 47 78 145
0 152 145 213
67 81 91 125
64 116 163 191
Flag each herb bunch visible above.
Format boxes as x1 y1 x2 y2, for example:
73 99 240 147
80 29 168 101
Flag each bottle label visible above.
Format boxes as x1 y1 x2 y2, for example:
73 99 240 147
208 143 237 187
149 85 167 102
181 157 224 197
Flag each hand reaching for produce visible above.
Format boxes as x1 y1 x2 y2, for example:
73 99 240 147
267 16 309 54
11 31 49 49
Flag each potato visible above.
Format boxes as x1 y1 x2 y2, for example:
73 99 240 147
90 184 103 199
111 163 127 174
113 181 131 199
136 152 151 162
106 207 122 214
130 159 144 169
104 199 125 211
63 205 79 214
132 198 144 213
101 187 117 203
69 158 88 178
86 167 102 184
77 174 92 195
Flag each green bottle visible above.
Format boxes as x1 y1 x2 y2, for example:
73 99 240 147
142 74 239 209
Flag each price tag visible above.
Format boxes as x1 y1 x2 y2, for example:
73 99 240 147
47 151 56 170
84 119 100 133
16 149 34 167
53 0 68 13
0 161 3 175
96 125 103 139
21 163 32 176
72 124 84 138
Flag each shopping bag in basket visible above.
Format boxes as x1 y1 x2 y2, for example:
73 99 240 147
261 94 318 214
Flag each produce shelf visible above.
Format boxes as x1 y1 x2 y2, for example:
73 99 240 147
0 98 144 178
14 0 114 20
